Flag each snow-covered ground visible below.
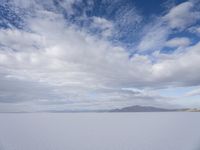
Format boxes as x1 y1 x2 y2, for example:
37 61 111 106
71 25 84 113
0 112 200 150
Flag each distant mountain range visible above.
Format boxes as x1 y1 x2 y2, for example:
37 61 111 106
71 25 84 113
3 105 200 113
110 105 200 112
46 106 200 113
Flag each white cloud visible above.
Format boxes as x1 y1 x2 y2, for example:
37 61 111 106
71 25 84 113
165 37 191 48
137 23 169 52
186 88 200 96
137 0 200 52
152 42 200 86
164 1 200 29
0 0 200 111
0 29 45 52
91 16 114 37
188 26 200 36
92 17 113 30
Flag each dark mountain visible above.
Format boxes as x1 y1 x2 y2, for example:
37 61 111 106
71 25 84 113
110 105 177 112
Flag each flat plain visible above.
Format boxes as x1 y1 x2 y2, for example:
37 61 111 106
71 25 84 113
0 112 200 150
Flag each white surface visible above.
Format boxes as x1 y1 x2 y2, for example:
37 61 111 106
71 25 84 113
0 112 200 150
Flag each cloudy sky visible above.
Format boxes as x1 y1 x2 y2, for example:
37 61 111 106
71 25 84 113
0 0 200 112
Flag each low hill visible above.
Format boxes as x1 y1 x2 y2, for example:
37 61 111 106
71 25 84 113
110 105 178 112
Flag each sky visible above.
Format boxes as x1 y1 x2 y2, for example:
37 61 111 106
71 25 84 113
0 0 200 112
